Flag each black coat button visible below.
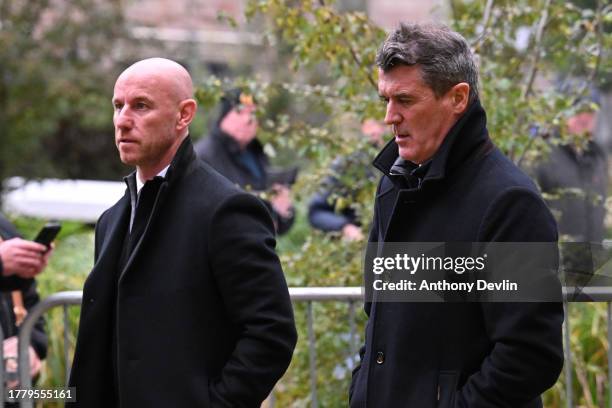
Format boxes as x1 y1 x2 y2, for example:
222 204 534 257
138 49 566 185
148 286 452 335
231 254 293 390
376 351 385 364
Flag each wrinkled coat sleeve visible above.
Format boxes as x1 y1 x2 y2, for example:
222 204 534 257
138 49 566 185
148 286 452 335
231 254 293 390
308 155 358 233
207 192 297 407
455 187 564 407
308 192 352 232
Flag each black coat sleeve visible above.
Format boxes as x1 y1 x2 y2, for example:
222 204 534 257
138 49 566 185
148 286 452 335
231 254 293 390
454 187 564 407
0 275 34 291
207 192 297 407
308 192 352 232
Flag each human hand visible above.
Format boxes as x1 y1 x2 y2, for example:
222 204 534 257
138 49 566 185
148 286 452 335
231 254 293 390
3 336 42 388
0 238 49 278
342 224 364 241
270 184 293 219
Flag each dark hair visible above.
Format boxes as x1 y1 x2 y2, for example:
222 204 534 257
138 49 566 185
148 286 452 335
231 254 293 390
216 88 256 125
376 22 479 102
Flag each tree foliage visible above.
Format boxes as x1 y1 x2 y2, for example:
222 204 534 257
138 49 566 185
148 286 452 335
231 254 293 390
0 0 128 183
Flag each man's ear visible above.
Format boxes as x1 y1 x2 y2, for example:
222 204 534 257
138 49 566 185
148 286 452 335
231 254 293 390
449 82 470 114
176 99 197 131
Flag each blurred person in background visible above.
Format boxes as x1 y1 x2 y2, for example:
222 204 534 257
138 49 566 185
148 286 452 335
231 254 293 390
308 119 387 241
532 91 608 290
195 89 296 235
534 93 607 243
0 213 49 392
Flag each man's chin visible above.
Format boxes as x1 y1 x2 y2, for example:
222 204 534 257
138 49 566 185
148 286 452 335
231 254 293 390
398 148 418 163
118 153 138 166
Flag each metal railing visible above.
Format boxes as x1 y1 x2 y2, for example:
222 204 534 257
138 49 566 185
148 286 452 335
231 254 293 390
6 287 612 408
14 291 81 408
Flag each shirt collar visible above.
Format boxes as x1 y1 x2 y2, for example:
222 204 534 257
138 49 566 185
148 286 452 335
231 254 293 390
136 165 170 193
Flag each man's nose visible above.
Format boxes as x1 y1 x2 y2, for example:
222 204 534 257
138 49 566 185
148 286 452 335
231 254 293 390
114 108 133 130
383 102 400 125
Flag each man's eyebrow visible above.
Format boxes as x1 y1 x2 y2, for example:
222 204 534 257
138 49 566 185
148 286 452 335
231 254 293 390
131 95 154 103
111 95 154 105
379 91 415 100
392 91 415 99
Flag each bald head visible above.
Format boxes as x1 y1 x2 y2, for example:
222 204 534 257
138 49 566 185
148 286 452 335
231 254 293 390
117 58 194 103
112 57 198 180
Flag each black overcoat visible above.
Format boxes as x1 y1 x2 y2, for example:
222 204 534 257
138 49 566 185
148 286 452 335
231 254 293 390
68 138 297 407
350 101 564 408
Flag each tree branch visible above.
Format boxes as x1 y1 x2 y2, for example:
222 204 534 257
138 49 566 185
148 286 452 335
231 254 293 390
471 0 495 51
333 9 378 90
586 0 604 88
346 39 378 90
521 0 552 100
563 0 605 110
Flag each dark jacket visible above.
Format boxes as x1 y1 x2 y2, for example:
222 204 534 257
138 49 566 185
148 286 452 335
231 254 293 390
195 127 294 234
68 137 297 407
0 214 47 359
350 101 564 408
534 140 608 242
308 151 375 232
308 192 357 232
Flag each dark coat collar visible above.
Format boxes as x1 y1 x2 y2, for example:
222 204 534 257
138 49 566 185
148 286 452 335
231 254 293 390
373 99 490 187
123 135 197 190
163 135 197 185
99 136 196 282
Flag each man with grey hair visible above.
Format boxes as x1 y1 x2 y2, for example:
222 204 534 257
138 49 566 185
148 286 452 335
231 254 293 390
68 58 296 407
350 23 563 407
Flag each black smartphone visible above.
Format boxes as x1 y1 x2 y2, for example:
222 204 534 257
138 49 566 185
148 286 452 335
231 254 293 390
34 222 61 249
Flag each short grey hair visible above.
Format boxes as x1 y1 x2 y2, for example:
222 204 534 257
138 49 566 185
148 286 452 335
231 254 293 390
376 22 479 103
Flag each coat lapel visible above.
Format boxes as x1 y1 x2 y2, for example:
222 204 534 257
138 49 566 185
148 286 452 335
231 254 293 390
118 182 169 284
86 192 131 294
116 136 196 284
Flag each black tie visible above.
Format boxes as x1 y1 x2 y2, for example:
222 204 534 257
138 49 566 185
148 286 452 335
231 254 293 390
127 176 164 254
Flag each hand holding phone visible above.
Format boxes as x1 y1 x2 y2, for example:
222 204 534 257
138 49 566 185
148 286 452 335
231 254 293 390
34 222 61 250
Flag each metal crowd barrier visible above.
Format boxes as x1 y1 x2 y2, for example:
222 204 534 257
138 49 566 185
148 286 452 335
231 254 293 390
5 287 612 408
13 291 81 408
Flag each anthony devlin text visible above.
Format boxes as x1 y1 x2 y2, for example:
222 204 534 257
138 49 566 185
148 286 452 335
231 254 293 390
373 279 518 292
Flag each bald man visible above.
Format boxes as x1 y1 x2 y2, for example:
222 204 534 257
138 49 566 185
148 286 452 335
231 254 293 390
68 58 297 408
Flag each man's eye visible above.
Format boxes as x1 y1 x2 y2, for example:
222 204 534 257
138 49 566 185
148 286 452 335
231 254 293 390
113 103 123 111
135 102 148 110
379 96 389 104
